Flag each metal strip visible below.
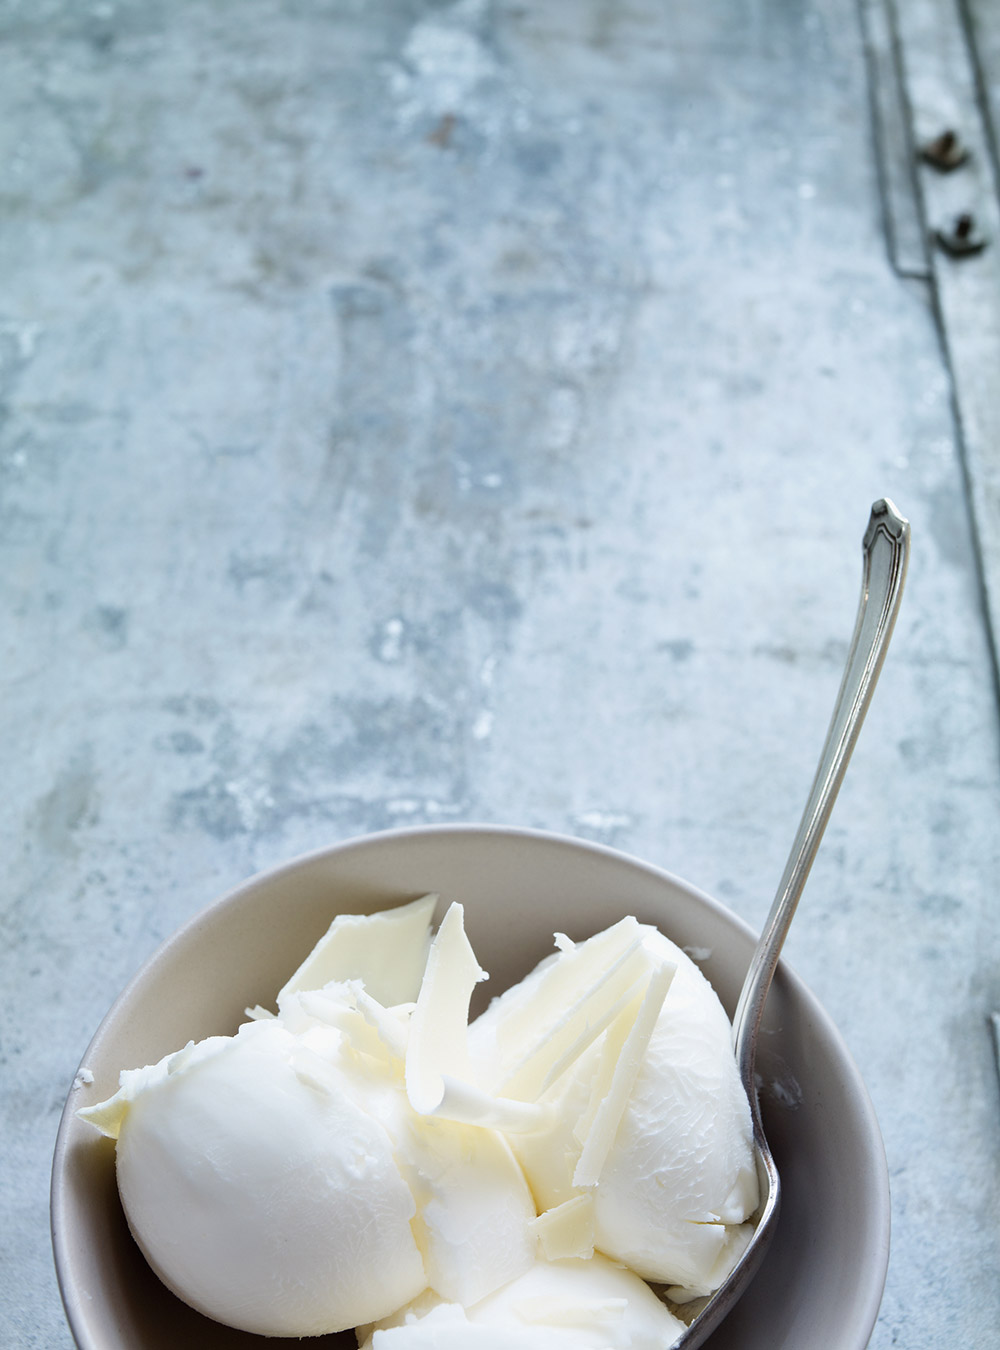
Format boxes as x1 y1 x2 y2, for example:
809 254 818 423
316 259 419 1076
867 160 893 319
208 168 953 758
858 0 932 279
890 0 1000 697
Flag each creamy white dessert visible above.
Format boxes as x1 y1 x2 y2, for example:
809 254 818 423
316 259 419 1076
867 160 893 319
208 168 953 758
469 925 758 1298
357 1254 688 1348
79 892 758 1340
85 1017 426 1336
81 898 536 1336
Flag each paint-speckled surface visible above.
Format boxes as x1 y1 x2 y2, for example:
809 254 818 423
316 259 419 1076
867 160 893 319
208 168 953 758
2 2 999 1347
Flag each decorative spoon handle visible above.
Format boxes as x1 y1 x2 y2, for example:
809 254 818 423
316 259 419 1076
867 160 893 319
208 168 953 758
733 498 910 1089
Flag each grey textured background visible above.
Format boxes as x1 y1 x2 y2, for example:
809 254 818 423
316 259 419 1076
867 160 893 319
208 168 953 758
2 1 999 1347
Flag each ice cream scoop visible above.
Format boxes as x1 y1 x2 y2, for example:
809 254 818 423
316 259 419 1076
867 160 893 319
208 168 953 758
358 1254 687 1349
78 900 537 1336
469 925 758 1296
80 1017 428 1336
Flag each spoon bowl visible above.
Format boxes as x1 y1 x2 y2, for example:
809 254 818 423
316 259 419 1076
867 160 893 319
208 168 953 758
54 827 891 1350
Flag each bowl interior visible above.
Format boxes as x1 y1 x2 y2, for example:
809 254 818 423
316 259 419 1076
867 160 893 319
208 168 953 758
52 826 890 1350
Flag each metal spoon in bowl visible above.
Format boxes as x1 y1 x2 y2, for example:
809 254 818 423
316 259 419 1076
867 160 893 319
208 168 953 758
674 497 910 1349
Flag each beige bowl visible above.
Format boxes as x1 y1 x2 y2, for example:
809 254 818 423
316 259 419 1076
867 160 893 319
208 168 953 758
52 825 890 1350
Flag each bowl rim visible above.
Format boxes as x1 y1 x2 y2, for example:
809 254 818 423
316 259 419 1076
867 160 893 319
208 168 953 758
51 823 891 1350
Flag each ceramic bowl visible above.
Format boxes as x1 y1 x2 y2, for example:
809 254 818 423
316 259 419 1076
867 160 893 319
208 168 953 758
52 825 890 1350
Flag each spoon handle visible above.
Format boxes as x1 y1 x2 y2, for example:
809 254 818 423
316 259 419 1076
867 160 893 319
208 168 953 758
733 498 910 1089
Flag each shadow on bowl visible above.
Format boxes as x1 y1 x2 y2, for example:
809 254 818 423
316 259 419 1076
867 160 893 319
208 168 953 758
52 826 890 1350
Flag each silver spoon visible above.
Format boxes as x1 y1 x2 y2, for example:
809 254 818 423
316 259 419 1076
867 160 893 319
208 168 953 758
675 497 910 1348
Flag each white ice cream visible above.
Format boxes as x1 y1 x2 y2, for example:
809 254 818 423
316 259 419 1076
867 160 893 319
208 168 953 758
79 894 758 1337
358 1255 687 1349
85 1016 426 1336
79 897 536 1336
469 925 759 1297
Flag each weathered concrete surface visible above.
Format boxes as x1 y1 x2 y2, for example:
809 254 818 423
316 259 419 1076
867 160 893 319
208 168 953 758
1 2 998 1347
